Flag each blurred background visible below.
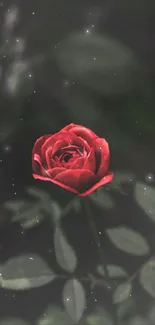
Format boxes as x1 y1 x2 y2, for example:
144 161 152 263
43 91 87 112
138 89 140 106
0 0 155 324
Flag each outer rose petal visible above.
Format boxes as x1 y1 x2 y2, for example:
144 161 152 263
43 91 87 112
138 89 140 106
68 125 98 145
61 123 98 145
32 153 41 173
33 172 114 196
32 134 51 156
32 153 47 176
94 138 110 177
54 169 95 193
32 173 79 194
78 172 114 196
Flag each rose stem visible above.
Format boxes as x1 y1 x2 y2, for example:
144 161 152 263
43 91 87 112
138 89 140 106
82 196 118 325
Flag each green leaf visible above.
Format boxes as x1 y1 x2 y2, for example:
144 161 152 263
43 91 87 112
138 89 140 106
26 187 51 201
37 305 73 325
91 191 114 210
135 182 155 223
27 187 62 220
5 199 43 227
0 319 30 325
112 171 135 186
63 278 85 323
14 203 39 220
106 227 149 256
57 32 140 95
0 254 56 290
4 200 25 212
109 171 135 195
21 212 44 229
117 296 134 320
86 307 114 325
72 199 81 214
13 203 44 229
113 283 132 304
54 225 77 273
97 264 128 278
50 201 62 223
140 258 155 298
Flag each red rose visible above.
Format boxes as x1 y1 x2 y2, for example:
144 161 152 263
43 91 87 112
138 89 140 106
32 123 113 196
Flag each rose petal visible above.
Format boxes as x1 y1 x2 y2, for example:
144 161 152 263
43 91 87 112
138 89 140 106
82 139 91 154
54 169 95 193
62 137 90 154
32 153 49 177
94 138 110 177
55 156 64 167
52 140 69 156
32 134 51 156
60 145 80 153
83 148 96 172
32 159 41 175
32 173 79 194
46 167 66 178
61 123 97 143
69 156 84 169
45 147 54 169
60 124 93 152
78 172 114 196
60 140 90 156
32 153 41 173
41 131 84 159
69 125 98 145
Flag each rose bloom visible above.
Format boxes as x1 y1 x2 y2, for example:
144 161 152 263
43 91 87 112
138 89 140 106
32 123 113 196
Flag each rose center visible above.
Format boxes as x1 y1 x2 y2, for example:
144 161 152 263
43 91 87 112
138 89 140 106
53 145 85 168
63 153 72 162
